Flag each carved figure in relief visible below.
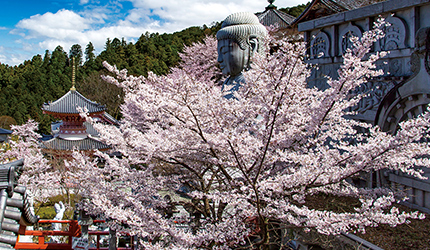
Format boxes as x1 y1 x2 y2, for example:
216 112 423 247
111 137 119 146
379 16 406 51
217 12 267 98
311 31 330 58
389 59 402 76
340 23 362 54
357 82 383 113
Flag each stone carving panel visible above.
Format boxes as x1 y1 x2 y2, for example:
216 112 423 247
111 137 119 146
307 63 340 90
389 58 403 76
379 15 407 51
349 80 395 121
339 23 362 54
375 58 410 77
310 31 330 58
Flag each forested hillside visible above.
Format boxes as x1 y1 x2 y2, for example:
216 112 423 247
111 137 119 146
0 24 221 134
279 2 309 17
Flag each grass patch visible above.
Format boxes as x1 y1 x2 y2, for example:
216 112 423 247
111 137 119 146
34 194 81 219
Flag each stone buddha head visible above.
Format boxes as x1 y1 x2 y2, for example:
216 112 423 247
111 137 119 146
217 12 267 88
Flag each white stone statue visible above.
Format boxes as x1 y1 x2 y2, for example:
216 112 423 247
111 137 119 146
217 12 267 98
50 201 65 243
52 201 65 230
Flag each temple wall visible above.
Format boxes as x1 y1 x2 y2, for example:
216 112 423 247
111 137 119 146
299 0 430 123
298 0 430 213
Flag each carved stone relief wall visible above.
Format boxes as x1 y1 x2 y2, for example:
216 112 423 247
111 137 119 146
301 0 430 214
348 79 397 122
310 31 330 58
375 57 412 78
304 2 426 124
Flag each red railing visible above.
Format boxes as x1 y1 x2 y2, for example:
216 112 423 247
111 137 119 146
15 220 134 250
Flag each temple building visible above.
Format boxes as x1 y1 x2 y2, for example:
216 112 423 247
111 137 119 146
256 0 296 29
292 0 384 24
41 86 116 155
40 59 118 156
295 0 430 213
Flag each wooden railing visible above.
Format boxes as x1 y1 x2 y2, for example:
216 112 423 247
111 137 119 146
14 219 134 250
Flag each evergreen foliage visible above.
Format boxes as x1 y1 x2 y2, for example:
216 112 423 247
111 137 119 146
279 2 310 17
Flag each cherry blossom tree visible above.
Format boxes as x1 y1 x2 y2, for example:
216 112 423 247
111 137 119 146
0 120 59 203
15 19 430 249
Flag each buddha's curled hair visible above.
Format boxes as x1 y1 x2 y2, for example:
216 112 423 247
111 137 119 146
217 12 267 52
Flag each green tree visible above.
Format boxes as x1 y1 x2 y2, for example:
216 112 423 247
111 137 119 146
85 42 95 62
69 44 83 66
76 71 124 119
279 2 310 17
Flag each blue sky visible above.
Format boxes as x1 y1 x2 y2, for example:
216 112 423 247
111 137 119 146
0 0 309 66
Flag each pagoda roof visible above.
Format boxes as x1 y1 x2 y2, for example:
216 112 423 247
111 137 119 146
256 1 296 29
41 136 110 151
0 128 12 135
102 112 120 126
42 89 105 114
84 122 99 137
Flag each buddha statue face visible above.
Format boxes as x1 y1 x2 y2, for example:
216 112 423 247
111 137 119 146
217 12 267 80
217 39 250 77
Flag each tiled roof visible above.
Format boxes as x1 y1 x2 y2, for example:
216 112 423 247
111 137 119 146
0 160 38 249
0 128 12 135
293 0 384 25
41 136 110 151
320 0 378 11
84 122 99 137
102 112 120 126
42 89 105 114
333 0 373 10
256 7 296 28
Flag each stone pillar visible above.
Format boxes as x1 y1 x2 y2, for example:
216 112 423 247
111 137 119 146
109 228 117 250
78 210 93 240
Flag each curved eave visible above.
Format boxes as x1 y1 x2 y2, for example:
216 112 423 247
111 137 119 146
42 110 105 117
41 137 111 151
41 90 106 114
292 0 350 26
0 128 12 135
258 9 295 28
291 0 320 26
101 112 120 126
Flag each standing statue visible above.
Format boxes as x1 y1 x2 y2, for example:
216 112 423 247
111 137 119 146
53 201 66 224
51 201 65 242
217 12 267 98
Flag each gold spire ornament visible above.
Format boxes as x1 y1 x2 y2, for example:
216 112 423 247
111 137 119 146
70 57 76 91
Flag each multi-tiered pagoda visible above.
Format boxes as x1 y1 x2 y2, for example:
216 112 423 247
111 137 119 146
41 86 114 154
41 57 119 155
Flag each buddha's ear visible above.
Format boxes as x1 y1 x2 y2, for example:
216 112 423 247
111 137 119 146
248 36 259 56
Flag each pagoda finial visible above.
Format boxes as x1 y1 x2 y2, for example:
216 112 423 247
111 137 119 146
266 0 276 10
71 57 76 91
